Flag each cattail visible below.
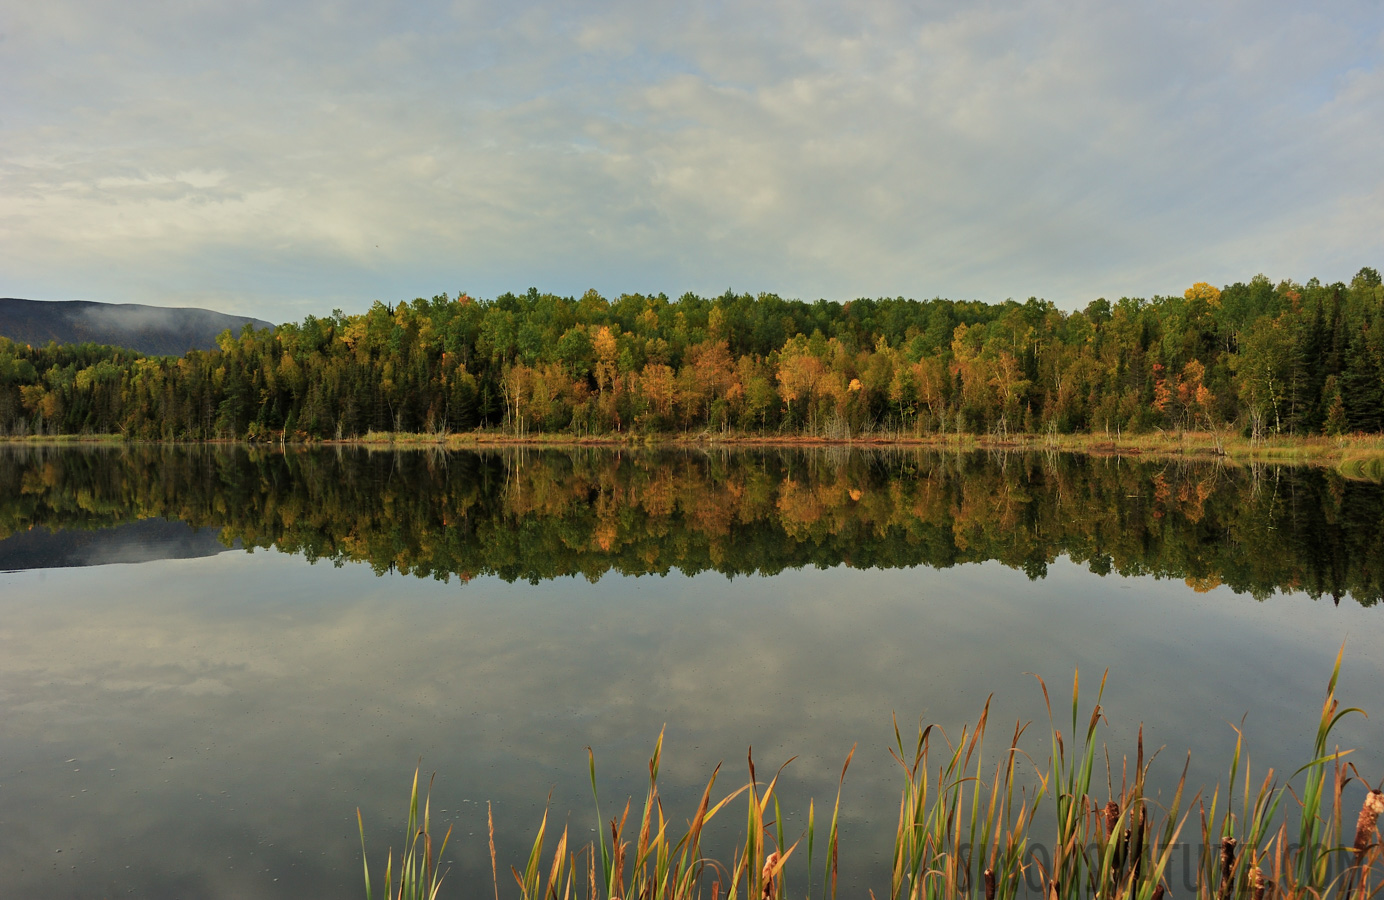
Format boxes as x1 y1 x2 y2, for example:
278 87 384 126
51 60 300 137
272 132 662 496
1218 837 1238 900
1252 866 1265 900
984 867 996 900
1345 790 1384 900
1354 790 1384 855
761 850 779 900
1104 801 1126 892
1151 884 1165 900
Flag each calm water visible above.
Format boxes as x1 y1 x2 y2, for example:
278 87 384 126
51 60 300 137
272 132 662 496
1 445 1381 898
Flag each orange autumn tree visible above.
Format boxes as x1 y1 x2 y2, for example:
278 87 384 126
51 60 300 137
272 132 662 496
776 337 828 432
1177 359 1215 427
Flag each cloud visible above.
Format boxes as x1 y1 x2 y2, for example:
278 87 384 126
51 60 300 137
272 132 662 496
1 0 1381 320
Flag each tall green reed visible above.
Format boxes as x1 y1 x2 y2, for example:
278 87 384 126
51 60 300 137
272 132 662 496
360 654 1381 899
358 765 453 900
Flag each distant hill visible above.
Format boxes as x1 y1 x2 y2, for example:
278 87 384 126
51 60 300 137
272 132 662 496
0 297 275 356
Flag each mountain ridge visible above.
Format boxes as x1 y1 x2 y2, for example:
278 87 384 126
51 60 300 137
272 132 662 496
0 297 275 356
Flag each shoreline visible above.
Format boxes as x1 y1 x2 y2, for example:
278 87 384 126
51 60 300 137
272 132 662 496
4 429 1384 475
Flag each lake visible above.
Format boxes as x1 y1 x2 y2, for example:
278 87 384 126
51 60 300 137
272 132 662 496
1 444 1381 898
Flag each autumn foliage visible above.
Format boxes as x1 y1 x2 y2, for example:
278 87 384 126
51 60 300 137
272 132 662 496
1 269 1381 440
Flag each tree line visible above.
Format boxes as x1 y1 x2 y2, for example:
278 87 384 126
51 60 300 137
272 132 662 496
2 445 1380 606
1 268 1382 440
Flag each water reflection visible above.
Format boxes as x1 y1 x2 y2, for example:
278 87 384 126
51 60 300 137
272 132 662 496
1 446 1381 899
2 444 1382 604
0 518 230 571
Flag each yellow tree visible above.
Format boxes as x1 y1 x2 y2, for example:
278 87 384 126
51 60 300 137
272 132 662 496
1184 282 1222 306
592 326 619 394
950 323 995 431
639 363 677 426
913 357 949 430
501 363 533 434
988 352 1030 434
776 340 826 431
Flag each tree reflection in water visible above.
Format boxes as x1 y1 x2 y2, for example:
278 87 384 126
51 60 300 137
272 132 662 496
1 444 1379 606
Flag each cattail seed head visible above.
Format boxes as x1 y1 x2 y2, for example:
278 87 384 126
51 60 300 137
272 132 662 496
761 851 780 899
1354 790 1384 855
1218 837 1238 900
1221 836 1238 873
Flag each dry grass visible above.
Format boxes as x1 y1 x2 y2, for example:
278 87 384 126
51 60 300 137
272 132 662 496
310 429 1384 478
342 430 646 449
23 425 1384 478
0 433 125 444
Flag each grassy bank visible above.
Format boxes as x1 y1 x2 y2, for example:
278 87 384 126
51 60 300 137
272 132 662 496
0 433 125 444
360 654 1382 900
7 428 1384 479
327 429 1384 478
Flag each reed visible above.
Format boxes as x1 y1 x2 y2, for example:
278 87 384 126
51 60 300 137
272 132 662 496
358 765 453 900
360 653 1380 899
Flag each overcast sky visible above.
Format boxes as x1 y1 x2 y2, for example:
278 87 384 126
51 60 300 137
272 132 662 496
3 1 1382 323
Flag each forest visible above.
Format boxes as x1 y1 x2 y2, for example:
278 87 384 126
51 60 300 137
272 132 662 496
1 268 1382 440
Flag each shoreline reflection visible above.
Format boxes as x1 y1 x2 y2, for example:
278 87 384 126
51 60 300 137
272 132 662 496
2 445 1380 605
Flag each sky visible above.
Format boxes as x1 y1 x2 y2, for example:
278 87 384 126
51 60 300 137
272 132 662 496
2 0 1383 324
